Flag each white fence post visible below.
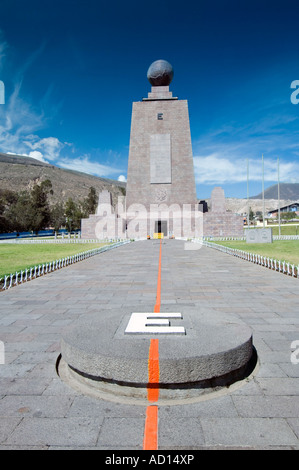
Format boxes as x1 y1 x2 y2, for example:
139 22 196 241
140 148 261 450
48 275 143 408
1 240 131 290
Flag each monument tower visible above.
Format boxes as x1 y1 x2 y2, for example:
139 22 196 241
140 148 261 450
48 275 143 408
81 59 244 239
125 59 198 237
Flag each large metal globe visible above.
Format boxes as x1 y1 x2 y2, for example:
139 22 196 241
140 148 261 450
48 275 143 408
147 59 174 86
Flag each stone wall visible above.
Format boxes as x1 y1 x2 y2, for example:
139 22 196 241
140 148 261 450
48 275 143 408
203 212 244 237
202 187 244 237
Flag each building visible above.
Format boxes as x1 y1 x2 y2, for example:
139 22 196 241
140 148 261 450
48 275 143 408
267 202 299 218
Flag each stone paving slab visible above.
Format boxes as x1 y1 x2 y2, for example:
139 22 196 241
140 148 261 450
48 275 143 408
0 239 298 449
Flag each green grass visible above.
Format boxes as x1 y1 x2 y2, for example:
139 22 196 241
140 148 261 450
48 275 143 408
253 224 299 236
211 240 299 266
0 242 109 278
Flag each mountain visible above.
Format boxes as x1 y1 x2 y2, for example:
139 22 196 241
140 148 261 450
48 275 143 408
0 152 126 207
0 153 53 168
224 198 297 215
250 183 299 201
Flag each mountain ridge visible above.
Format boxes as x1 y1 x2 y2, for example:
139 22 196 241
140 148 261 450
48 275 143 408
0 152 126 207
250 183 299 201
1 153 298 215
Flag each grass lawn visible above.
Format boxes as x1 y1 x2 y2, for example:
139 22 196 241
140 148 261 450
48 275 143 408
254 224 299 236
0 242 109 278
211 240 299 266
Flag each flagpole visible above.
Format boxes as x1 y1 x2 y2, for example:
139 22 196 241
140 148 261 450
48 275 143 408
262 154 265 228
278 157 281 236
247 158 250 229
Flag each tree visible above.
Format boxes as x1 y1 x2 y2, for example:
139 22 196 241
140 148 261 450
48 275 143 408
29 179 53 233
0 194 8 232
0 189 19 232
0 181 53 234
5 191 33 232
82 187 97 216
281 211 298 220
255 211 263 222
65 197 84 231
50 202 65 232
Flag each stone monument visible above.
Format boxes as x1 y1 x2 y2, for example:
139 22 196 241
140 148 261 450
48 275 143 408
81 59 200 239
125 59 198 238
246 227 273 243
203 186 244 238
126 59 197 209
81 60 243 240
62 62 256 402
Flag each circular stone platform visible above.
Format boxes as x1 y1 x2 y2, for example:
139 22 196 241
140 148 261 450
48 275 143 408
59 306 257 404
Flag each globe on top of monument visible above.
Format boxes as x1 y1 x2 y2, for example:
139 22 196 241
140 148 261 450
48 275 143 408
147 59 174 86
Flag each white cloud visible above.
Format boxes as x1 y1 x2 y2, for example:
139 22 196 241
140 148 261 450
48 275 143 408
0 33 7 71
118 174 127 182
6 150 49 164
0 84 123 178
193 108 299 188
0 63 122 179
57 155 122 178
194 154 244 184
193 154 299 185
23 136 64 161
28 150 48 163
0 35 126 183
0 81 45 155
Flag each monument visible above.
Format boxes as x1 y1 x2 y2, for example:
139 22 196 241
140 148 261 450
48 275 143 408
203 187 244 238
246 227 273 243
81 59 200 239
125 59 198 237
81 60 243 240
60 61 256 402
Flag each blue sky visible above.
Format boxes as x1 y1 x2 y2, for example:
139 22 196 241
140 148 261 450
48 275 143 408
0 0 299 199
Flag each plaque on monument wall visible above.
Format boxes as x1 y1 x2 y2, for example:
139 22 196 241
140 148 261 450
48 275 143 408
150 134 171 184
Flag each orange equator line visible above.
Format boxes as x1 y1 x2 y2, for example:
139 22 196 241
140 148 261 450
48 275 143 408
143 405 158 450
143 239 162 450
147 338 159 402
154 238 162 313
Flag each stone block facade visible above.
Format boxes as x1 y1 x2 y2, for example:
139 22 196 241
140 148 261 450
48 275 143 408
203 212 244 237
202 187 244 237
125 86 197 212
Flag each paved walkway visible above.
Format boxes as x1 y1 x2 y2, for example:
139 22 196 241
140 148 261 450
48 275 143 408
0 239 299 449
